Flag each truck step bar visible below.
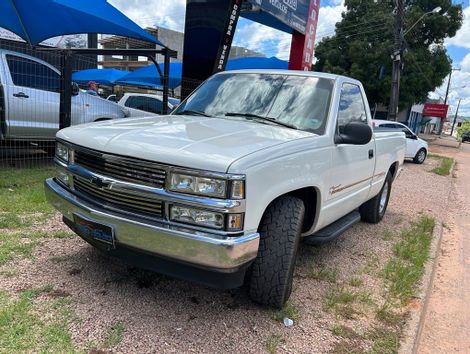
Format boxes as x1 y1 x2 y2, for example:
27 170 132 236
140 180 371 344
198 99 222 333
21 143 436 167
304 211 361 246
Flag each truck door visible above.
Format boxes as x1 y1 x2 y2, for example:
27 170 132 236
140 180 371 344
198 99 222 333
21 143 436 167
5 54 61 140
327 83 376 215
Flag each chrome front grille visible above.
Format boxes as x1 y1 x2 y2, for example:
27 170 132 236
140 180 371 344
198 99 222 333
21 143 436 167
74 149 167 188
73 176 164 218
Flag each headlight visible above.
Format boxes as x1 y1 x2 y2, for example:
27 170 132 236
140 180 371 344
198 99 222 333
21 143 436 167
170 205 225 229
55 142 71 163
170 173 227 198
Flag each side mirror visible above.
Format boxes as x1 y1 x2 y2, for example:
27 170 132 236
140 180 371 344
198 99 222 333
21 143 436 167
335 121 372 145
71 82 80 96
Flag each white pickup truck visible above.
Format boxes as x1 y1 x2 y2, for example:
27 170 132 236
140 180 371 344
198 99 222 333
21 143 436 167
0 50 126 144
46 70 405 307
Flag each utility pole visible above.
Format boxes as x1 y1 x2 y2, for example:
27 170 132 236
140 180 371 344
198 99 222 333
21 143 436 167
450 98 461 137
439 68 461 135
388 0 405 121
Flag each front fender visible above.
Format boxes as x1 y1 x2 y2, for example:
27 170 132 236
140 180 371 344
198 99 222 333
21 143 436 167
231 139 332 235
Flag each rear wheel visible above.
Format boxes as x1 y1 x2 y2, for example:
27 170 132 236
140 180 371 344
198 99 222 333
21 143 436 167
249 195 305 308
413 148 427 164
359 172 392 224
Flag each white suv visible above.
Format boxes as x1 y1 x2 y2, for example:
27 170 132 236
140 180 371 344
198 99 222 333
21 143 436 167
373 120 428 164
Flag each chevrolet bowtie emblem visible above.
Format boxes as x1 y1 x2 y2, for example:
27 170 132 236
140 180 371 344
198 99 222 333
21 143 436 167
90 176 112 190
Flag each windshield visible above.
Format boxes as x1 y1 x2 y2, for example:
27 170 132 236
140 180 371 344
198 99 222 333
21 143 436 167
173 73 334 134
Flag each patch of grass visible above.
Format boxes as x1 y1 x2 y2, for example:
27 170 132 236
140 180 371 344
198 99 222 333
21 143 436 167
428 154 454 176
0 288 76 353
331 325 362 339
0 230 52 266
272 302 300 322
104 321 126 348
376 304 403 327
384 215 435 303
265 334 281 354
329 340 365 354
308 265 338 283
0 213 32 229
0 167 55 215
0 235 37 266
51 230 74 239
348 277 363 287
366 327 400 354
325 288 358 310
0 269 17 278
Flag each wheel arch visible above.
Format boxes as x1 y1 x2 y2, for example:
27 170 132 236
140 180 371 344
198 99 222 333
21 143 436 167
259 186 320 234
388 161 400 180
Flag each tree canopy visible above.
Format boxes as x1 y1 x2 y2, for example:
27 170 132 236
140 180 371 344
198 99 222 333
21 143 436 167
313 0 463 110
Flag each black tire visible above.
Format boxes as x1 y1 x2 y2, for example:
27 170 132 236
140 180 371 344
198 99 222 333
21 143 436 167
413 148 427 164
249 195 305 308
359 172 392 224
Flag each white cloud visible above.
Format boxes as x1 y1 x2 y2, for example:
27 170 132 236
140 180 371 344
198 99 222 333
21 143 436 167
233 1 345 59
108 0 186 32
445 6 470 49
316 2 346 40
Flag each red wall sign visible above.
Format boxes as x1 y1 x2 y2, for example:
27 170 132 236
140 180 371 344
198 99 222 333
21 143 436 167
422 103 449 118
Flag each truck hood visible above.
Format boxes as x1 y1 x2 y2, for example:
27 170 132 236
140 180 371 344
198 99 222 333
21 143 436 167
57 115 313 172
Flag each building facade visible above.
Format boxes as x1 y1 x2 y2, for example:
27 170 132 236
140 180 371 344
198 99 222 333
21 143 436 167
99 27 264 71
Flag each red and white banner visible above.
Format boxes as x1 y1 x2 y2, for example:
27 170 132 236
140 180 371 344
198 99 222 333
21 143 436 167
301 0 320 71
422 103 449 118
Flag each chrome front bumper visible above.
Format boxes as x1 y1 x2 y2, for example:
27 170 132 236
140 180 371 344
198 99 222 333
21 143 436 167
45 178 259 272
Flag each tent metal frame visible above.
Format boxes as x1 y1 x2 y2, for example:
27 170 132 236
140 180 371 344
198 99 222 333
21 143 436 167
37 47 177 129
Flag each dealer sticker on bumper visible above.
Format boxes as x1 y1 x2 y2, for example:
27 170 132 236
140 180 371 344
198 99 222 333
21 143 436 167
73 214 115 246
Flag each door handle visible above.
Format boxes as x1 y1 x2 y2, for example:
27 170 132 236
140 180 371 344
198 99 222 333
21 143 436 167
13 92 29 98
368 149 374 159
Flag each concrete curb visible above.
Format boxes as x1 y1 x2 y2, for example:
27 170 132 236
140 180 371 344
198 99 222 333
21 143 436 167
398 221 444 354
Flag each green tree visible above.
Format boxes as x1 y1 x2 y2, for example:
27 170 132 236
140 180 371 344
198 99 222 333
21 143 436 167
457 121 470 139
314 0 463 110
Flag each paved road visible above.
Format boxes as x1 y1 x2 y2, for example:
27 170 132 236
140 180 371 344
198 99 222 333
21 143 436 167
416 143 470 354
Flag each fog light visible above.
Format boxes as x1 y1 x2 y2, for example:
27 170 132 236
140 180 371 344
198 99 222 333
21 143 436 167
227 213 243 231
56 170 70 187
170 205 224 229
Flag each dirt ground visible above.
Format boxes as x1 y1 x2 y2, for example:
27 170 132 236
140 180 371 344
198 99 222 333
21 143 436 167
0 155 455 353
416 143 470 354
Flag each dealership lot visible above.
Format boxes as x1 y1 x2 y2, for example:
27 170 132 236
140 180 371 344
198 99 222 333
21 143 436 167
0 155 453 353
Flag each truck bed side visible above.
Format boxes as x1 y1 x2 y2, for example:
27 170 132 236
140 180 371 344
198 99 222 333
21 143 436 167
369 130 406 198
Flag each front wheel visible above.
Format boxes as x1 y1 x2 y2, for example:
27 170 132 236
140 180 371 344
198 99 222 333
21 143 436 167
359 172 392 224
413 148 427 164
249 195 305 308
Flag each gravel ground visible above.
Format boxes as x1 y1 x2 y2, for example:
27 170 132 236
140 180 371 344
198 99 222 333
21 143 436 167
0 157 454 354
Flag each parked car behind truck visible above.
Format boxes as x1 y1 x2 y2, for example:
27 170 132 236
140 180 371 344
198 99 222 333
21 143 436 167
46 70 406 307
0 50 126 144
373 119 428 164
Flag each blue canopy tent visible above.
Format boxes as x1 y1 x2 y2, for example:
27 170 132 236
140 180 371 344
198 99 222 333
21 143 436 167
0 0 176 123
226 56 288 71
117 62 183 89
116 57 288 89
72 68 129 86
0 0 162 46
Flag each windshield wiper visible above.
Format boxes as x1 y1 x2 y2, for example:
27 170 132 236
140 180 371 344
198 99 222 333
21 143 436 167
175 110 212 117
225 112 298 130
